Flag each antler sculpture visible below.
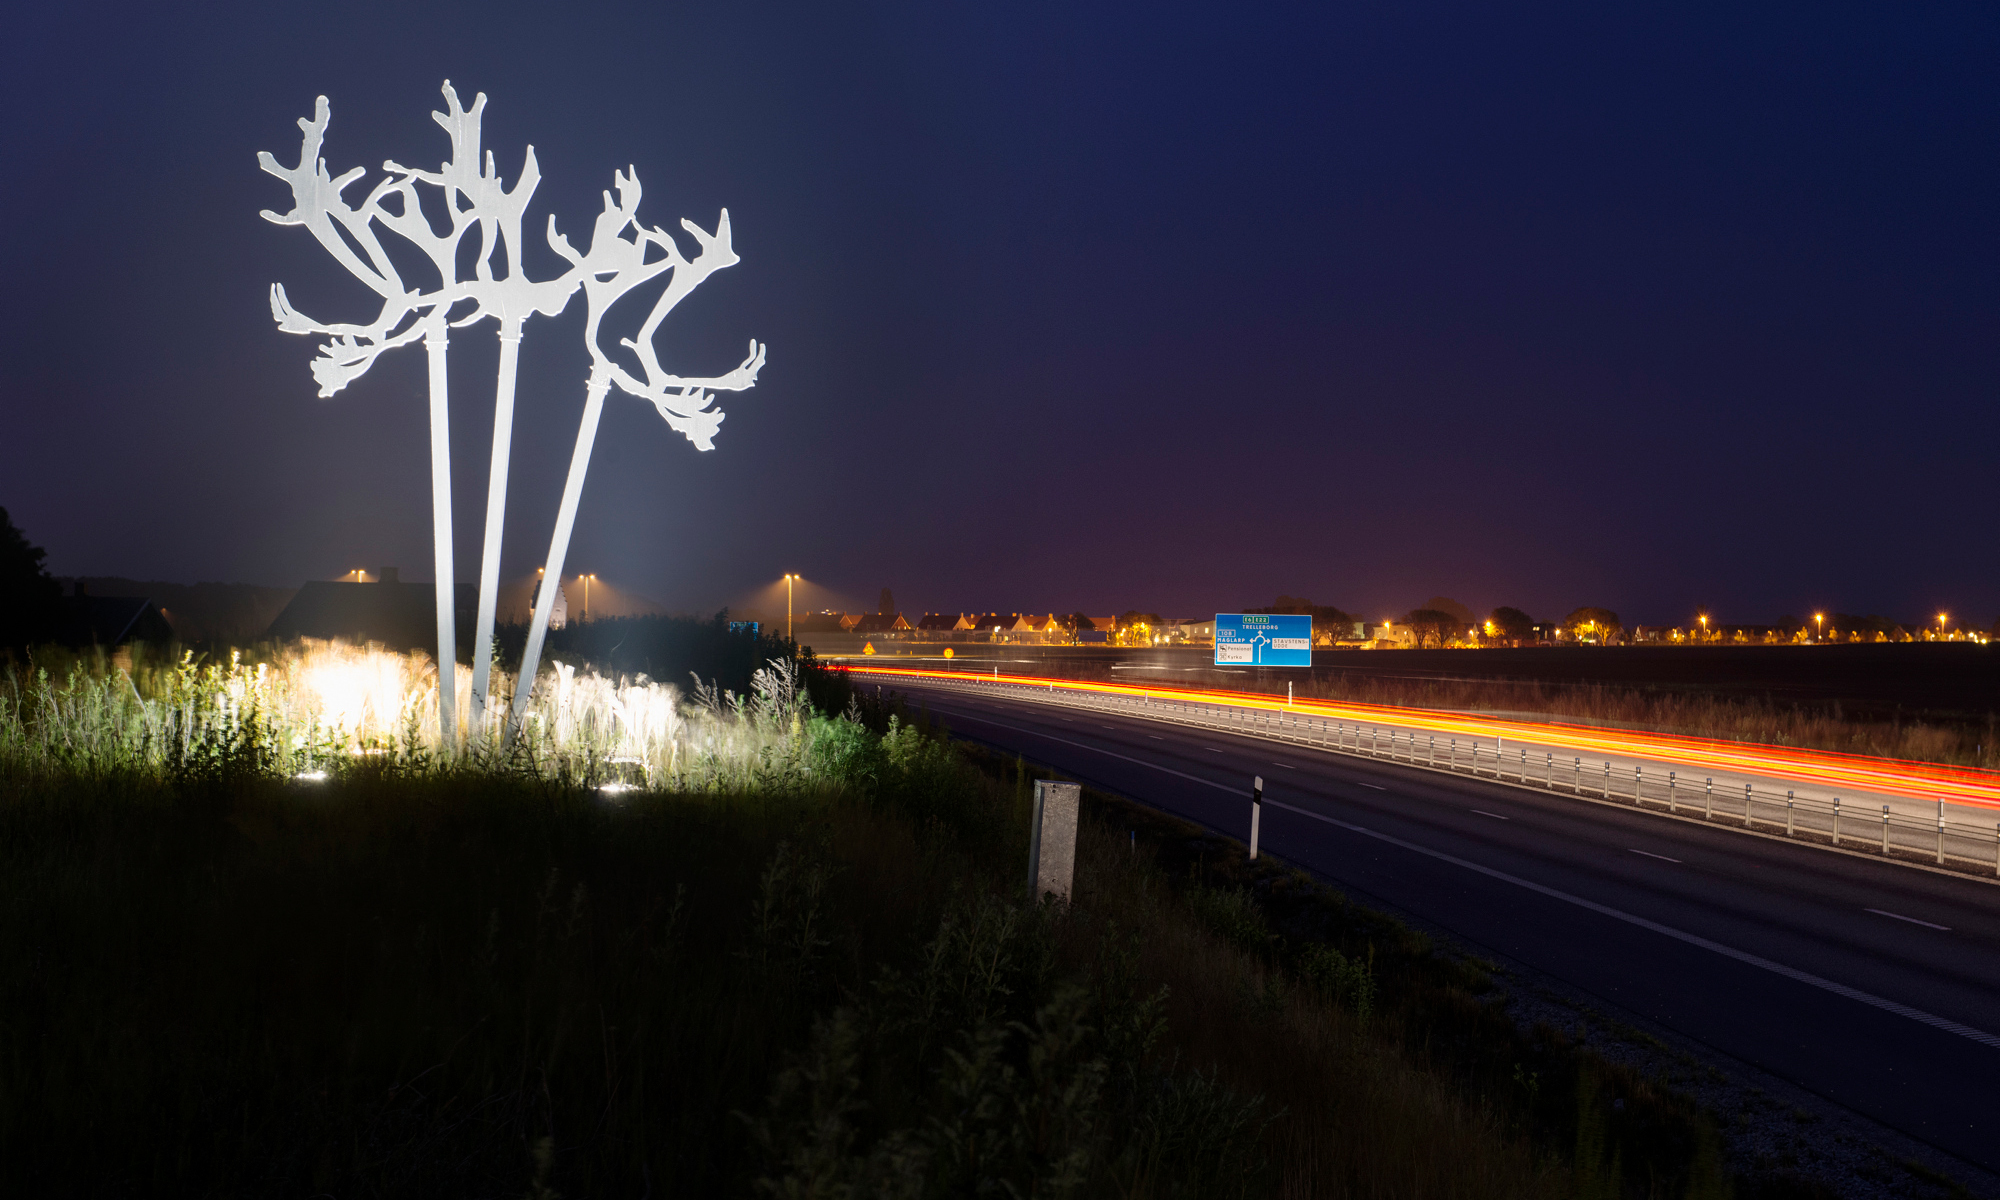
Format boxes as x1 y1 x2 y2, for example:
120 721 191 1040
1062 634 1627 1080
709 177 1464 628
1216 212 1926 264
509 169 765 729
263 84 764 743
263 84 586 739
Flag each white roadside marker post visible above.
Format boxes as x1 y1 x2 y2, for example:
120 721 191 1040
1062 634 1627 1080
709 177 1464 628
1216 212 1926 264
1249 775 1264 861
1027 780 1080 904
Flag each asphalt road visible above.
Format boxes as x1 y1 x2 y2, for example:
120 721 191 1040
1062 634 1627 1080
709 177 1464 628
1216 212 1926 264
893 678 2000 1174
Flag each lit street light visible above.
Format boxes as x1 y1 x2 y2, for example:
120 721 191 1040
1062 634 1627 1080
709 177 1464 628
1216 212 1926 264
1814 612 1823 642
783 573 798 643
583 573 597 621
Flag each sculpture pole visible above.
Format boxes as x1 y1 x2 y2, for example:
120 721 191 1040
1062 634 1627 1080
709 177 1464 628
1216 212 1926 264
512 363 615 729
470 316 525 731
422 316 458 740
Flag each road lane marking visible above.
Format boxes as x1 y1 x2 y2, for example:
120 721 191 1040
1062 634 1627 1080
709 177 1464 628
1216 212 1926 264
1867 909 1950 932
1629 849 1682 864
1205 747 1222 753
1102 725 1116 730
1272 762 1296 769
920 698 2000 1051
1354 782 1386 790
1471 810 1510 821
1149 735 1164 740
1255 796 2000 1052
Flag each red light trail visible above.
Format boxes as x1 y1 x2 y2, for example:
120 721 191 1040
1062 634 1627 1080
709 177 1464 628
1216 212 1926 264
841 665 2000 813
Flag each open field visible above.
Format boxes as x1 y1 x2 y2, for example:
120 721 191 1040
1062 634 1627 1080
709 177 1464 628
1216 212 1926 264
820 643 2000 769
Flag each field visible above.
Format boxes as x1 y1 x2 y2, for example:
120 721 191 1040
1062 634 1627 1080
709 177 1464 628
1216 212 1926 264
830 642 2000 769
0 621 1793 1198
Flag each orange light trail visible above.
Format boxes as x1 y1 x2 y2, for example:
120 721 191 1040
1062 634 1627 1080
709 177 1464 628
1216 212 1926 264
841 664 2000 812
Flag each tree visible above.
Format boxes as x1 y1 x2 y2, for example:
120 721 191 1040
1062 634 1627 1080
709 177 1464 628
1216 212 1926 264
1561 607 1621 645
1486 606 1536 642
1248 595 1352 628
879 588 896 615
1418 596 1475 628
0 507 63 649
1400 608 1463 649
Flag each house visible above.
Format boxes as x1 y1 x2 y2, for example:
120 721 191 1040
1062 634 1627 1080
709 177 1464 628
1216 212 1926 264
914 613 975 641
851 612 913 637
54 582 174 646
1168 618 1214 645
265 568 477 654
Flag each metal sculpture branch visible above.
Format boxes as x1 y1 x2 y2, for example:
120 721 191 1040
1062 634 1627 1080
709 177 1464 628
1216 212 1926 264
262 83 764 744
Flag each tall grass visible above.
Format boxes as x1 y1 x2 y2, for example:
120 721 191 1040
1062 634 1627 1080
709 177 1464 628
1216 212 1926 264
1 648 1746 1196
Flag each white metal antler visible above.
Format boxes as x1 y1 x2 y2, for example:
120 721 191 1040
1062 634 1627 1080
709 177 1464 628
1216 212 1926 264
262 83 589 741
509 169 765 729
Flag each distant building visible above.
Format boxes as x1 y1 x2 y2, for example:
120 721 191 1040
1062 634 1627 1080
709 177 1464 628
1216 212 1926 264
851 612 913 637
914 613 976 641
55 582 173 647
265 568 476 654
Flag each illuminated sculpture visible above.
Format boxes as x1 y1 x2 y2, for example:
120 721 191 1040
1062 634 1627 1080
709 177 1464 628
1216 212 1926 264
509 172 765 731
261 83 763 741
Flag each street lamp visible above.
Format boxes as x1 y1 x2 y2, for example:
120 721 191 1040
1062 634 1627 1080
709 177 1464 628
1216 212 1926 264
1938 612 1949 640
1698 614 1708 640
583 573 597 621
783 573 798 642
1814 612 1823 642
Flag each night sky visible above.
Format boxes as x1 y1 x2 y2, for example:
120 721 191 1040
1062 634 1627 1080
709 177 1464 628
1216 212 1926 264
4 3 1996 627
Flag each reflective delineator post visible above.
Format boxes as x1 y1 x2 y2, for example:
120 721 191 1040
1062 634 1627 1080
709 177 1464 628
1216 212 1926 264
1249 775 1264 861
1027 780 1080 904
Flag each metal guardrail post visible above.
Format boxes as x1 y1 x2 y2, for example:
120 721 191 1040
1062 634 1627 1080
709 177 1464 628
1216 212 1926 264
1546 752 1552 788
1635 764 1643 805
1573 758 1581 794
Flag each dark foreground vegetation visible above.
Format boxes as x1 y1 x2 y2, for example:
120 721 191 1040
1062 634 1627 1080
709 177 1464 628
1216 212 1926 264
4 643 1843 1196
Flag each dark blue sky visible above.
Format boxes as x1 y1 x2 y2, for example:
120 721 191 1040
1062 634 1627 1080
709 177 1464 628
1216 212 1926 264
3 2 1995 626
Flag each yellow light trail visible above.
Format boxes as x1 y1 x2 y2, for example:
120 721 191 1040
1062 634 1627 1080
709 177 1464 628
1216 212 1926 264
841 664 2000 812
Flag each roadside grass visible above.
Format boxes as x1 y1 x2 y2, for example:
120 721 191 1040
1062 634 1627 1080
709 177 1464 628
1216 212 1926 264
1 647 1779 1197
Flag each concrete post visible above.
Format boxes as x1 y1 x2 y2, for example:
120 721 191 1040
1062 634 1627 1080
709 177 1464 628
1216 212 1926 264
1028 780 1080 903
1249 775 1264 861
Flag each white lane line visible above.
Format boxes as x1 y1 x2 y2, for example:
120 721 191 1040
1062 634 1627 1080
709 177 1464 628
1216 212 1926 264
1867 908 1951 932
1102 725 1116 730
922 698 2000 1051
1272 762 1296 769
1149 735 1164 740
1255 796 2000 1052
1205 747 1223 753
1471 810 1510 821
1629 849 1682 864
1354 782 1387 791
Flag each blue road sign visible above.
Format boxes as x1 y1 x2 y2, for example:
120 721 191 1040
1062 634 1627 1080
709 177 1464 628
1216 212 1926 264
1214 613 1313 666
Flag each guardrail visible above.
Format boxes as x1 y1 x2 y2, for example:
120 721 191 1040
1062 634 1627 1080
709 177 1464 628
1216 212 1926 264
863 668 2000 879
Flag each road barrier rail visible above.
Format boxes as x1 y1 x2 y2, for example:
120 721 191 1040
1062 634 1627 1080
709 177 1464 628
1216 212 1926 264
849 666 2000 880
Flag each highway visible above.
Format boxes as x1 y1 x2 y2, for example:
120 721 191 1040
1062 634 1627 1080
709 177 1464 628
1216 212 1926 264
886 675 2000 1175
